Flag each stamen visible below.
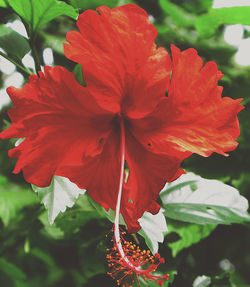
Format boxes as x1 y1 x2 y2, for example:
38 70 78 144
106 119 169 286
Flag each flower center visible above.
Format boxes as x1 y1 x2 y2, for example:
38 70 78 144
106 119 169 286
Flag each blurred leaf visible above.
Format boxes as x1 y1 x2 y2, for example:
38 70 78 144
80 239 106 280
159 0 196 27
0 25 30 59
0 181 38 226
32 175 85 224
42 32 64 54
138 209 167 254
0 0 7 7
0 258 26 286
55 209 101 236
193 275 211 287
167 219 216 257
161 173 250 225
73 64 86 86
139 270 177 286
39 211 64 239
69 0 118 10
7 0 78 34
196 7 250 38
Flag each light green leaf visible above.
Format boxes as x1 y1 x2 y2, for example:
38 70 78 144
195 7 250 38
0 182 38 226
7 0 78 34
138 209 168 254
0 0 7 7
161 173 250 225
32 175 85 224
167 219 216 257
159 0 196 27
0 25 30 59
193 275 211 287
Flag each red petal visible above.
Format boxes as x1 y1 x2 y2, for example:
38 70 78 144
130 46 243 158
122 132 183 233
64 4 171 117
56 126 121 212
0 66 113 187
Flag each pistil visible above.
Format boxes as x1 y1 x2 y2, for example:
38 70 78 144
106 119 169 286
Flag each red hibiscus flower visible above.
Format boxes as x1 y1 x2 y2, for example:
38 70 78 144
0 4 243 286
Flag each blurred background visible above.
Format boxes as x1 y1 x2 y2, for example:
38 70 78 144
0 0 250 286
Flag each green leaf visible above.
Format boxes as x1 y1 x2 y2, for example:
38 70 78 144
55 209 101 236
139 270 177 286
73 64 86 86
42 32 64 54
167 219 216 257
7 0 78 34
69 0 118 10
193 275 211 287
159 0 196 28
0 258 26 286
196 7 250 38
32 175 85 224
161 173 250 225
39 211 65 239
88 195 167 253
0 25 30 59
0 181 38 226
138 209 168 254
0 0 7 7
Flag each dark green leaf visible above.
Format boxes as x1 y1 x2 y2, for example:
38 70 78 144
167 219 216 256
7 0 78 34
0 25 30 59
73 64 86 86
55 210 101 236
69 0 118 10
0 258 26 285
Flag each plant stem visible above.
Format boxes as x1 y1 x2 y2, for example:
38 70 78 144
29 35 41 75
0 51 32 76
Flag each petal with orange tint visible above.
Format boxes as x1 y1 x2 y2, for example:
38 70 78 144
0 66 113 187
64 4 171 118
130 46 243 158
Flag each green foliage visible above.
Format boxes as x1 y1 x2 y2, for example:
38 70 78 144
0 25 30 59
161 173 250 225
0 0 250 286
159 0 196 27
0 258 26 287
32 176 85 224
196 7 250 38
69 0 118 10
167 219 216 257
0 176 38 226
6 0 78 35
